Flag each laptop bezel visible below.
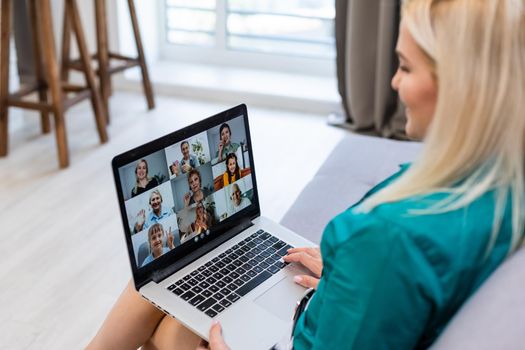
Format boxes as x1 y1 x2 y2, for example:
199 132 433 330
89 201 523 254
111 104 261 289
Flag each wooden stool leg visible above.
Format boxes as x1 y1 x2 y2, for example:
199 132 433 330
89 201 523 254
69 0 108 143
0 0 12 156
128 0 155 110
28 0 50 134
95 0 110 124
37 0 69 168
60 0 72 83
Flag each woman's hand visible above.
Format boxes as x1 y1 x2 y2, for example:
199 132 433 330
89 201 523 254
134 209 146 232
284 247 323 289
184 192 191 207
196 321 230 350
218 142 224 161
166 227 175 249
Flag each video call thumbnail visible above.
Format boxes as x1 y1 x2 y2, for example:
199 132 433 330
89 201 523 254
117 115 254 268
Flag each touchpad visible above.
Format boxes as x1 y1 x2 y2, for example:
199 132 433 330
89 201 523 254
254 276 307 322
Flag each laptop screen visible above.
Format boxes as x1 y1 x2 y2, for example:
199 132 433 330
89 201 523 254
114 106 257 272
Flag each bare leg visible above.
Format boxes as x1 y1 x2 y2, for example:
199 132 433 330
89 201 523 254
143 315 202 350
87 281 202 350
87 281 166 350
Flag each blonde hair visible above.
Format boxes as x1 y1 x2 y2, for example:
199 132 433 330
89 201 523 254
133 159 152 195
362 0 525 254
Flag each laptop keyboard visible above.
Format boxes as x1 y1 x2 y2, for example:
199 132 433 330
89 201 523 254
166 229 294 317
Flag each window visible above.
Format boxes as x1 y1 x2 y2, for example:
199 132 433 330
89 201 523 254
161 0 335 75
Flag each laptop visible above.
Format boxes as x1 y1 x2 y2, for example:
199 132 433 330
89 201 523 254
112 104 316 349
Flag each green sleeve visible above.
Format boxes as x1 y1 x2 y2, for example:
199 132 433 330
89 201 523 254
293 213 442 350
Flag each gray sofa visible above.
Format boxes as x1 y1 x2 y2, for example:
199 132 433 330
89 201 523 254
281 133 525 349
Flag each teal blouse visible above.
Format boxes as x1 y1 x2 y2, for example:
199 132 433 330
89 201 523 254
293 164 516 349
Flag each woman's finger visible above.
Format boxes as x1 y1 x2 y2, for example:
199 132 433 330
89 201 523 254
283 252 322 277
287 247 320 258
293 275 320 289
208 321 230 350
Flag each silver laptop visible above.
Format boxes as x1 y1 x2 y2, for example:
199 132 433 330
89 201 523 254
112 104 315 349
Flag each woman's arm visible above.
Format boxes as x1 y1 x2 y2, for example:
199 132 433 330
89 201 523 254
293 218 438 349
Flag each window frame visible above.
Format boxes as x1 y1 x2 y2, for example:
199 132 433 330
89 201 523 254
158 0 336 77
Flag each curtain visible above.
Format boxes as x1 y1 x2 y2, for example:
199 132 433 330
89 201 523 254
335 0 407 139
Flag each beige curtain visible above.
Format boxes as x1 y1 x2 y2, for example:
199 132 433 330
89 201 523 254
336 0 407 139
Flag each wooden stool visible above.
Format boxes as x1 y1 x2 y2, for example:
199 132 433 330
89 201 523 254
0 0 108 168
61 0 155 123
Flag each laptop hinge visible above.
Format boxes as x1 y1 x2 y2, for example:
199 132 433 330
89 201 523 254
150 218 254 283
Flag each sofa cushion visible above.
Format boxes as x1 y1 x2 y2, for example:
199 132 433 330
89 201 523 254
431 246 525 349
280 133 421 243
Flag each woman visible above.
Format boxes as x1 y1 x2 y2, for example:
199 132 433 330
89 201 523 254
134 190 172 233
222 153 242 187
141 224 175 267
87 0 525 349
216 123 239 162
131 159 158 198
190 202 212 235
184 169 211 207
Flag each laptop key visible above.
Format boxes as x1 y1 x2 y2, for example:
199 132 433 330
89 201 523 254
272 240 286 250
172 288 184 296
205 261 213 267
239 256 249 263
190 270 199 276
262 240 273 247
222 257 232 264
268 265 280 274
236 271 273 296
168 284 176 290
260 261 270 269
189 294 206 306
220 268 231 276
213 292 225 300
175 279 184 286
192 286 203 294
253 266 263 274
232 260 243 267
246 270 257 278
260 232 271 240
253 238 263 245
220 299 232 308
199 281 211 289
227 283 238 291
238 240 246 246
202 290 213 298
213 272 224 280
206 276 217 284
274 260 286 269
221 288 232 296
216 280 226 288
202 270 212 277
254 256 265 263
197 298 217 312
198 265 206 271
265 247 277 254
260 251 271 258
277 245 293 256
212 257 220 263
212 304 225 313
209 266 219 273
215 261 226 268
229 271 240 279
234 279 244 287
183 275 191 281
240 274 251 282
268 236 279 244
230 252 239 259
227 293 240 303
223 276 233 284
209 285 220 293
180 283 191 291
205 309 218 318
181 291 195 301
195 274 205 282
187 279 198 287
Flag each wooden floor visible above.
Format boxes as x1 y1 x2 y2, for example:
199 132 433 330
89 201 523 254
0 92 345 349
